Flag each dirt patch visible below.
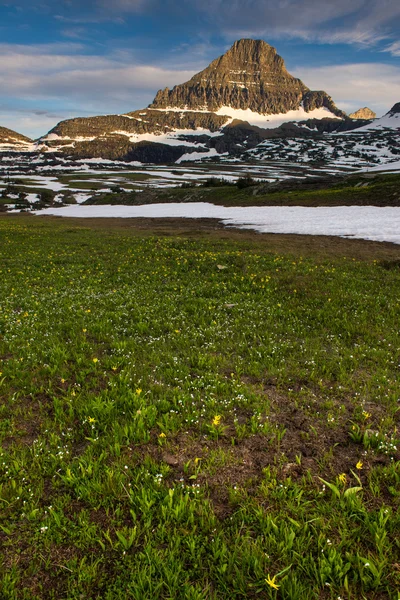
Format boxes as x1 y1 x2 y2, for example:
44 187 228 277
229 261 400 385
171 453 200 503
120 379 400 519
4 213 400 261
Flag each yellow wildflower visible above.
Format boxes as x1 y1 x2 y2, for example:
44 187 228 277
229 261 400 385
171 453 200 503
338 473 347 484
362 411 371 420
92 358 98 363
136 388 142 395
356 461 363 470
212 415 221 427
158 432 166 438
61 378 66 384
82 328 87 333
265 574 280 590
88 417 96 424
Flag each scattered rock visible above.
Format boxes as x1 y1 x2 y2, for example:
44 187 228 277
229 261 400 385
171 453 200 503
162 453 179 467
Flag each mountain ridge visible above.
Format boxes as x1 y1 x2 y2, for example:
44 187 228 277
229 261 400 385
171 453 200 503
0 126 32 147
1 39 399 164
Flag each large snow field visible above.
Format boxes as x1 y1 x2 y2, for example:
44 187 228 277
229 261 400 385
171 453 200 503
37 203 400 245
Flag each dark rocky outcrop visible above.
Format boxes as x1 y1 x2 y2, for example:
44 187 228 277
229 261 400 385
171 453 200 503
297 117 374 134
67 138 194 163
388 102 400 115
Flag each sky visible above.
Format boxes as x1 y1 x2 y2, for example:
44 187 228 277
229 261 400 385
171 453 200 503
1 0 400 139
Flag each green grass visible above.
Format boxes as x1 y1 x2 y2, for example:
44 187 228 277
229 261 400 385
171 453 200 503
57 173 155 184
0 215 399 599
82 172 400 207
149 172 400 207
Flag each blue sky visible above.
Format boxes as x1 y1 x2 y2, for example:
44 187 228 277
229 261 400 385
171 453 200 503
1 0 400 138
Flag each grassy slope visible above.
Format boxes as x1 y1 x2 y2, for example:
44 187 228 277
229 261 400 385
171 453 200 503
0 215 399 599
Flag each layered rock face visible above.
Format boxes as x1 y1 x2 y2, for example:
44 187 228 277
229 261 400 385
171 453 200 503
41 110 230 162
45 110 228 140
151 39 345 117
349 108 376 120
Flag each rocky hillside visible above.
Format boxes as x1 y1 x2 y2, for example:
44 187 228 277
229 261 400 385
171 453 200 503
349 107 376 120
0 126 32 150
44 110 228 140
151 39 345 118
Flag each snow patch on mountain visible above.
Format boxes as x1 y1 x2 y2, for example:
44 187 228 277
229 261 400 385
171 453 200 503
176 149 228 163
109 128 223 147
350 111 400 132
215 106 341 128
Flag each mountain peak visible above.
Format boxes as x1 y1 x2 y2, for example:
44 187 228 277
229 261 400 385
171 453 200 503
389 102 400 115
223 38 282 64
150 38 344 118
349 107 376 120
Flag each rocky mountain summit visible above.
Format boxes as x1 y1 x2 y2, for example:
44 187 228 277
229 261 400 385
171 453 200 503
349 107 376 120
151 39 345 118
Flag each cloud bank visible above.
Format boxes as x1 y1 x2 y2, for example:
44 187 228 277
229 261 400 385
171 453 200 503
1 0 400 136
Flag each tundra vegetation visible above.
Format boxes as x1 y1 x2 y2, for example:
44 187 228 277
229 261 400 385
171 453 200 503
0 215 399 599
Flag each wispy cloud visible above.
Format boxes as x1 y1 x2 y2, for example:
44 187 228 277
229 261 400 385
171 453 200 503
199 0 400 47
384 41 400 56
100 0 400 49
61 27 89 39
294 62 400 115
0 43 195 111
96 0 147 11
54 13 125 24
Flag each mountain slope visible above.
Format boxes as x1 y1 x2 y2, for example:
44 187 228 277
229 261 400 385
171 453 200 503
351 103 400 132
0 126 33 150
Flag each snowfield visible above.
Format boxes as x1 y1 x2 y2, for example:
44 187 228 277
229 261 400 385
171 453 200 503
215 106 341 128
36 203 400 245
